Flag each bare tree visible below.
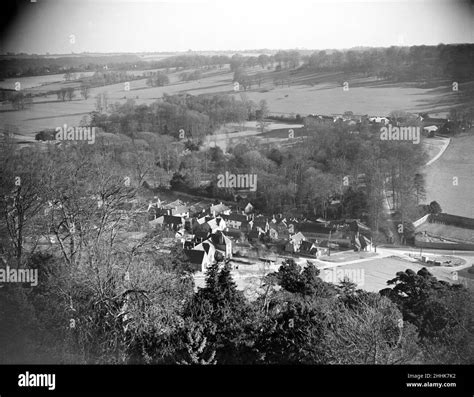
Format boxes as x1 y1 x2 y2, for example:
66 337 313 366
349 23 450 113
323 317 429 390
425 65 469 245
41 146 137 266
80 84 90 100
0 145 46 264
59 88 68 101
95 92 108 112
257 99 269 133
66 87 75 101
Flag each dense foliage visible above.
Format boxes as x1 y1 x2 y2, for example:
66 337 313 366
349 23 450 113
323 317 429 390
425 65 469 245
0 139 472 364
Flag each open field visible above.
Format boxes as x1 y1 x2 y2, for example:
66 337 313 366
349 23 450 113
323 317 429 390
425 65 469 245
459 265 474 280
416 222 474 243
0 67 233 138
232 81 458 116
1 65 468 139
422 136 449 163
0 72 93 90
423 134 474 219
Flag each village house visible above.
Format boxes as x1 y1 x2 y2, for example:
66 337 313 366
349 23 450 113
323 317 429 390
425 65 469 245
183 230 233 273
164 199 185 209
369 116 390 125
183 240 197 250
207 216 227 233
248 228 263 243
162 215 185 231
152 204 189 219
189 201 209 217
244 202 254 214
210 202 231 216
273 220 291 240
147 205 159 221
186 215 211 232
285 231 306 253
193 212 209 225
221 212 251 231
185 217 198 232
194 227 211 243
146 197 162 220
268 226 279 240
295 221 333 240
299 240 319 256
160 199 190 217
192 220 211 238
170 205 190 217
347 220 373 251
193 241 217 264
183 249 211 273
423 125 439 137
209 231 232 259
250 215 269 233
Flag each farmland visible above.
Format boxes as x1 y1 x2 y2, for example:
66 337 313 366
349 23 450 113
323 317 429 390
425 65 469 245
423 134 474 219
0 63 462 139
233 80 457 116
416 222 474 243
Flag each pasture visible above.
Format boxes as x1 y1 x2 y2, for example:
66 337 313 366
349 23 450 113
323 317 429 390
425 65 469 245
0 66 233 138
423 134 474 219
1 63 463 139
416 222 474 243
0 72 95 90
234 81 457 116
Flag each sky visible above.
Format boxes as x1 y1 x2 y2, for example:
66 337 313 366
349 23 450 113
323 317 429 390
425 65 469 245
1 0 473 54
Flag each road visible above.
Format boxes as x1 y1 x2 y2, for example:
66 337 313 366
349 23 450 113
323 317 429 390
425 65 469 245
193 245 473 296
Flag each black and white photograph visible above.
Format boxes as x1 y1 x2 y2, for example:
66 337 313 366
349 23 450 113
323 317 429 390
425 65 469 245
0 0 473 394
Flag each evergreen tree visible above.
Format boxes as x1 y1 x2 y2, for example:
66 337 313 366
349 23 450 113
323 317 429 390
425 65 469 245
204 262 220 295
217 263 238 302
273 259 336 297
179 322 217 365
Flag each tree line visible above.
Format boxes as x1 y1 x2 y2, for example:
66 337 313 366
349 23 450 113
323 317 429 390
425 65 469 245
303 44 474 82
90 93 253 139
